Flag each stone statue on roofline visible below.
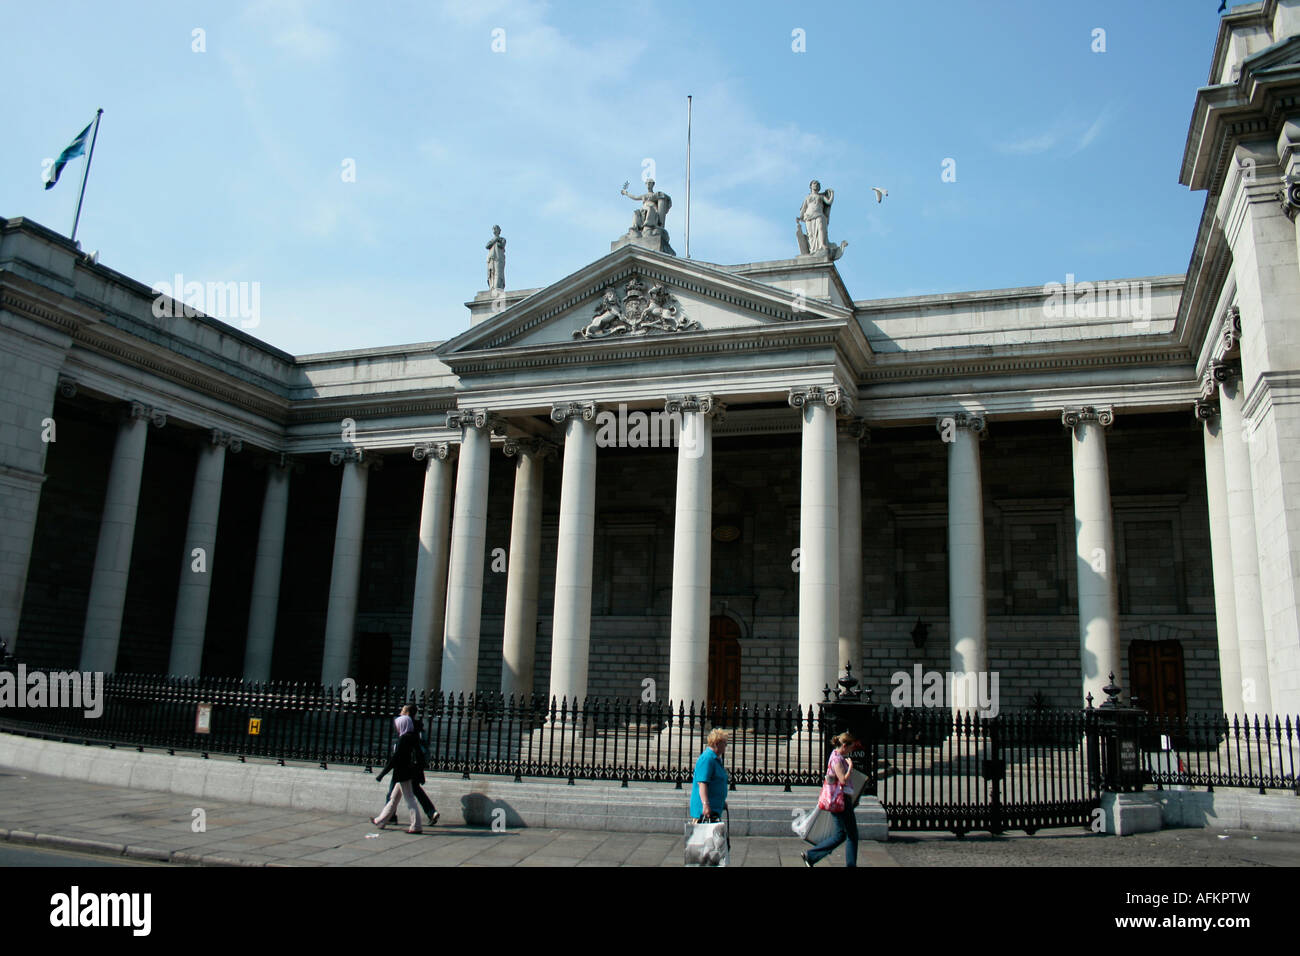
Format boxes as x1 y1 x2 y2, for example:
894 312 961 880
485 225 506 290
796 179 848 261
612 176 676 256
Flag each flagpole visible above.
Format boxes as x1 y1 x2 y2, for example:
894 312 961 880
70 108 103 245
685 95 692 259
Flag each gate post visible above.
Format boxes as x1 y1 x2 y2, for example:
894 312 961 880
1090 673 1162 835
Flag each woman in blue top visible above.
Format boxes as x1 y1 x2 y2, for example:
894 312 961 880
690 729 730 821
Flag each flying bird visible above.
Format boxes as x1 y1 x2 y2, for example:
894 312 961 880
871 187 888 203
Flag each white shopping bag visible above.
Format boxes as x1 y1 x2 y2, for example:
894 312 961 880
799 807 837 845
684 820 729 867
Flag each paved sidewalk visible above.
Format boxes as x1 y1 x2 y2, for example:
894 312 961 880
3 765 1297 867
0 765 893 867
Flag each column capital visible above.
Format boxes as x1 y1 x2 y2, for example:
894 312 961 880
550 400 598 423
1061 405 1114 430
1211 358 1242 387
1193 399 1219 423
329 446 381 470
1222 305 1241 355
503 436 558 460
936 412 986 438
837 416 870 443
1277 179 1300 221
665 394 725 420
1199 367 1218 401
413 441 456 462
128 401 167 428
446 408 504 433
788 385 844 410
210 429 243 453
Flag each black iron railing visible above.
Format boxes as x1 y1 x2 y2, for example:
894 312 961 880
1138 712 1299 795
0 671 1295 834
0 673 825 788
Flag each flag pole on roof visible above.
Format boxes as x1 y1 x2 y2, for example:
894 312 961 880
685 95 692 259
70 109 104 245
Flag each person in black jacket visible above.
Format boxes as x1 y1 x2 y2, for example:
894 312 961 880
386 704 439 826
371 715 424 833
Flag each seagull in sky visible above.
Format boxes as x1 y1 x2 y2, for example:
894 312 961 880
871 187 888 203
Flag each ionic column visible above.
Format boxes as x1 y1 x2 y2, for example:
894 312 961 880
1213 361 1273 714
548 401 598 705
408 441 456 694
243 455 293 683
837 417 868 678
500 436 554 699
320 447 374 687
789 386 841 709
666 395 723 708
1195 397 1243 715
939 412 987 710
80 402 165 673
1062 406 1121 706
440 409 497 694
168 429 239 676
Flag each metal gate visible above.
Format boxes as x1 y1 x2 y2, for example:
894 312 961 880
867 708 1099 835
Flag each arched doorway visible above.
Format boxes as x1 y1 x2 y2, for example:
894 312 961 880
708 616 741 705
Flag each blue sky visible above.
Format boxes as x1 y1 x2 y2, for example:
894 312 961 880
3 0 1233 355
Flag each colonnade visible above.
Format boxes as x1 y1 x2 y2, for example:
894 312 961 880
70 389 1153 712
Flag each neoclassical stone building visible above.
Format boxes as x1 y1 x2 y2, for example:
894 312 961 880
2 3 1299 717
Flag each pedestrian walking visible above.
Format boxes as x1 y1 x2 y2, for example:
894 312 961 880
685 728 731 866
372 714 424 833
802 731 860 867
690 728 730 822
384 704 439 826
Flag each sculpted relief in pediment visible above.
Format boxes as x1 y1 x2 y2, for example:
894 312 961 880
573 276 701 340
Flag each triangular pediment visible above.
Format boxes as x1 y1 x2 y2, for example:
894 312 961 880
438 244 851 357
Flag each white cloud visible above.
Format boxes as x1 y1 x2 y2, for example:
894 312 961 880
242 0 338 60
994 105 1115 156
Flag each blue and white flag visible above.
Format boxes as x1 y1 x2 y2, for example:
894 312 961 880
44 120 94 190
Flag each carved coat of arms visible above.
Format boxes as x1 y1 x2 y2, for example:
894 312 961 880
573 277 701 339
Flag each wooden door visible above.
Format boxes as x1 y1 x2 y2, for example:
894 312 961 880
1128 639 1186 717
707 616 741 706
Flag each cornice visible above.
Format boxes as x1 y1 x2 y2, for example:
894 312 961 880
288 393 457 425
1183 33 1300 193
859 343 1191 385
446 321 846 377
